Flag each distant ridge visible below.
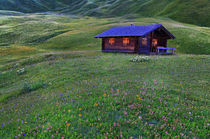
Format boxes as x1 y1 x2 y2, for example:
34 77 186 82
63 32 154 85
0 0 209 27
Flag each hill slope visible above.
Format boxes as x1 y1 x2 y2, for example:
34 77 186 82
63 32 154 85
0 14 209 68
0 0 209 27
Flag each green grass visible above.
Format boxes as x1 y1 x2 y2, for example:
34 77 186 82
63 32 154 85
0 52 209 138
0 14 209 56
159 0 210 27
0 13 210 138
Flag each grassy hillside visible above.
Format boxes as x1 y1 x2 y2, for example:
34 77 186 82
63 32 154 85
0 14 209 65
159 0 210 27
0 52 209 138
0 0 209 27
0 14 209 138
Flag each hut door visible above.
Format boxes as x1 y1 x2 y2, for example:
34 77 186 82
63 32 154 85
139 36 150 54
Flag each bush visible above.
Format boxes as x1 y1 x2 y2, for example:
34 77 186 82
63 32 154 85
130 56 151 63
31 80 47 91
20 80 47 94
21 81 32 94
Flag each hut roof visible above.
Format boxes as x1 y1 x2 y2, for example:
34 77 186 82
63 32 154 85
95 24 175 39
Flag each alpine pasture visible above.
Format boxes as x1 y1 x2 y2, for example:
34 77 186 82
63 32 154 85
0 14 209 138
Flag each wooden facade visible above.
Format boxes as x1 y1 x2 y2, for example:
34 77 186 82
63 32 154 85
102 37 138 52
95 24 175 55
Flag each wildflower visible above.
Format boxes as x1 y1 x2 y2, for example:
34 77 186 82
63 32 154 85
113 122 116 127
67 124 70 126
124 112 127 115
98 118 101 121
79 108 82 111
154 80 158 85
79 114 82 117
1 123 5 128
94 103 98 107
165 131 169 135
68 110 71 113
136 95 140 97
104 93 107 96
117 89 119 92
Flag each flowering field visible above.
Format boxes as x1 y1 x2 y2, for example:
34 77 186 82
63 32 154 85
0 53 209 138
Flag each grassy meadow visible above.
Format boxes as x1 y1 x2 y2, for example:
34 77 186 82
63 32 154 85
0 14 210 138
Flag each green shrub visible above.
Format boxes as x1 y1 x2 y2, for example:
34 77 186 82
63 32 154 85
31 80 47 91
20 80 47 94
21 81 32 94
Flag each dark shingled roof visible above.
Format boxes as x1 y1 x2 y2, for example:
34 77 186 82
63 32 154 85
95 24 175 39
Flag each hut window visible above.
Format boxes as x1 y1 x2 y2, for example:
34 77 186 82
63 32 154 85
152 39 158 46
109 38 115 45
123 38 130 45
142 37 147 46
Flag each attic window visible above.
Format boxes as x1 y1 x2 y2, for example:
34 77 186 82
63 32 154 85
109 38 115 45
123 38 130 45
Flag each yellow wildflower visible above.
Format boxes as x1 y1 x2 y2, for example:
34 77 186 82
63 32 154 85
68 109 71 113
79 108 82 111
94 103 98 107
117 89 119 92
79 114 82 117
136 95 140 97
67 124 70 126
104 93 107 96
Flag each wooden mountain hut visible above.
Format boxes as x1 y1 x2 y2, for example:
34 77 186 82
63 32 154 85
95 24 176 55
